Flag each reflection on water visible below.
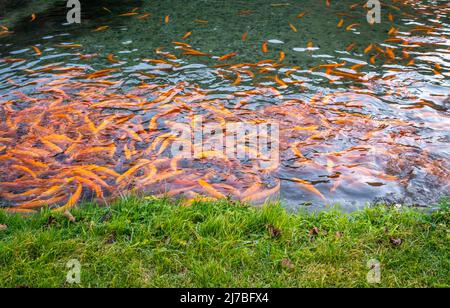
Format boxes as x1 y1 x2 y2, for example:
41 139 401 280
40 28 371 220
0 0 449 212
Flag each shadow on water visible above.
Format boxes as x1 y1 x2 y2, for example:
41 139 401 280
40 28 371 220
0 0 143 53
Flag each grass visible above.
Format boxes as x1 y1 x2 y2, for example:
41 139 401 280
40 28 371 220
0 197 448 288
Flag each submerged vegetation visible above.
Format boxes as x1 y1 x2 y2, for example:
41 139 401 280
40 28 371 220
0 197 448 288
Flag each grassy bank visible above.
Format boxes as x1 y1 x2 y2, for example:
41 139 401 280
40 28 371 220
0 197 448 288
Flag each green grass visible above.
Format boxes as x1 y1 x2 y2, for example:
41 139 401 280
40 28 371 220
0 197 448 288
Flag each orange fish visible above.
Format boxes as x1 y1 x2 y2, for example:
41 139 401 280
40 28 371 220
55 184 83 212
262 42 268 53
198 179 225 199
242 32 248 41
385 47 395 60
233 72 242 86
346 42 357 52
346 23 359 31
31 13 36 22
279 51 285 62
182 31 192 39
364 44 373 54
289 23 298 33
165 15 170 24
218 52 237 61
138 13 152 19
388 13 394 22
107 53 120 63
31 46 42 56
119 12 139 17
92 26 109 32
292 178 325 200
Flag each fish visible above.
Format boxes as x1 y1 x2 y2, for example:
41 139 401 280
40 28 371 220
233 72 242 86
297 12 306 18
119 12 139 17
262 42 268 53
54 184 83 212
346 23 360 31
279 51 285 62
289 23 298 33
388 27 398 36
0 58 26 63
138 13 152 19
74 176 104 198
31 13 36 22
364 44 373 54
327 69 364 80
351 63 366 71
337 19 344 28
12 165 37 179
92 26 110 32
242 181 281 202
346 42 357 52
55 44 83 48
198 179 226 199
107 53 120 63
165 15 170 24
182 31 192 39
242 32 248 41
291 178 325 200
218 52 237 61
385 47 395 60
31 46 42 56
116 159 152 184
291 143 307 159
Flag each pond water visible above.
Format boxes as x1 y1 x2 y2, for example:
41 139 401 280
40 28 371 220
0 0 449 212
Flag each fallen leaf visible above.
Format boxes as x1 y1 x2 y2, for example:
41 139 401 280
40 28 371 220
309 226 320 236
106 231 116 244
0 224 7 231
45 216 56 227
63 210 76 223
100 210 113 223
281 258 295 270
267 224 281 238
389 237 403 247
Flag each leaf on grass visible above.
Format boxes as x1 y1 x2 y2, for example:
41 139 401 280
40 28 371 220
389 237 403 247
267 224 281 238
45 216 56 227
100 210 113 223
63 210 76 223
106 231 116 244
281 258 295 270
0 224 7 231
309 226 320 236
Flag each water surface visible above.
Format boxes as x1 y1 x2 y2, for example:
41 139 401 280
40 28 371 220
0 0 449 212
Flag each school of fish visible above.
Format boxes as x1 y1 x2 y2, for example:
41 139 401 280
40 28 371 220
0 0 449 213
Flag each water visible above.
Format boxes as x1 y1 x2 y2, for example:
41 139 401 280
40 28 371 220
0 0 449 212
